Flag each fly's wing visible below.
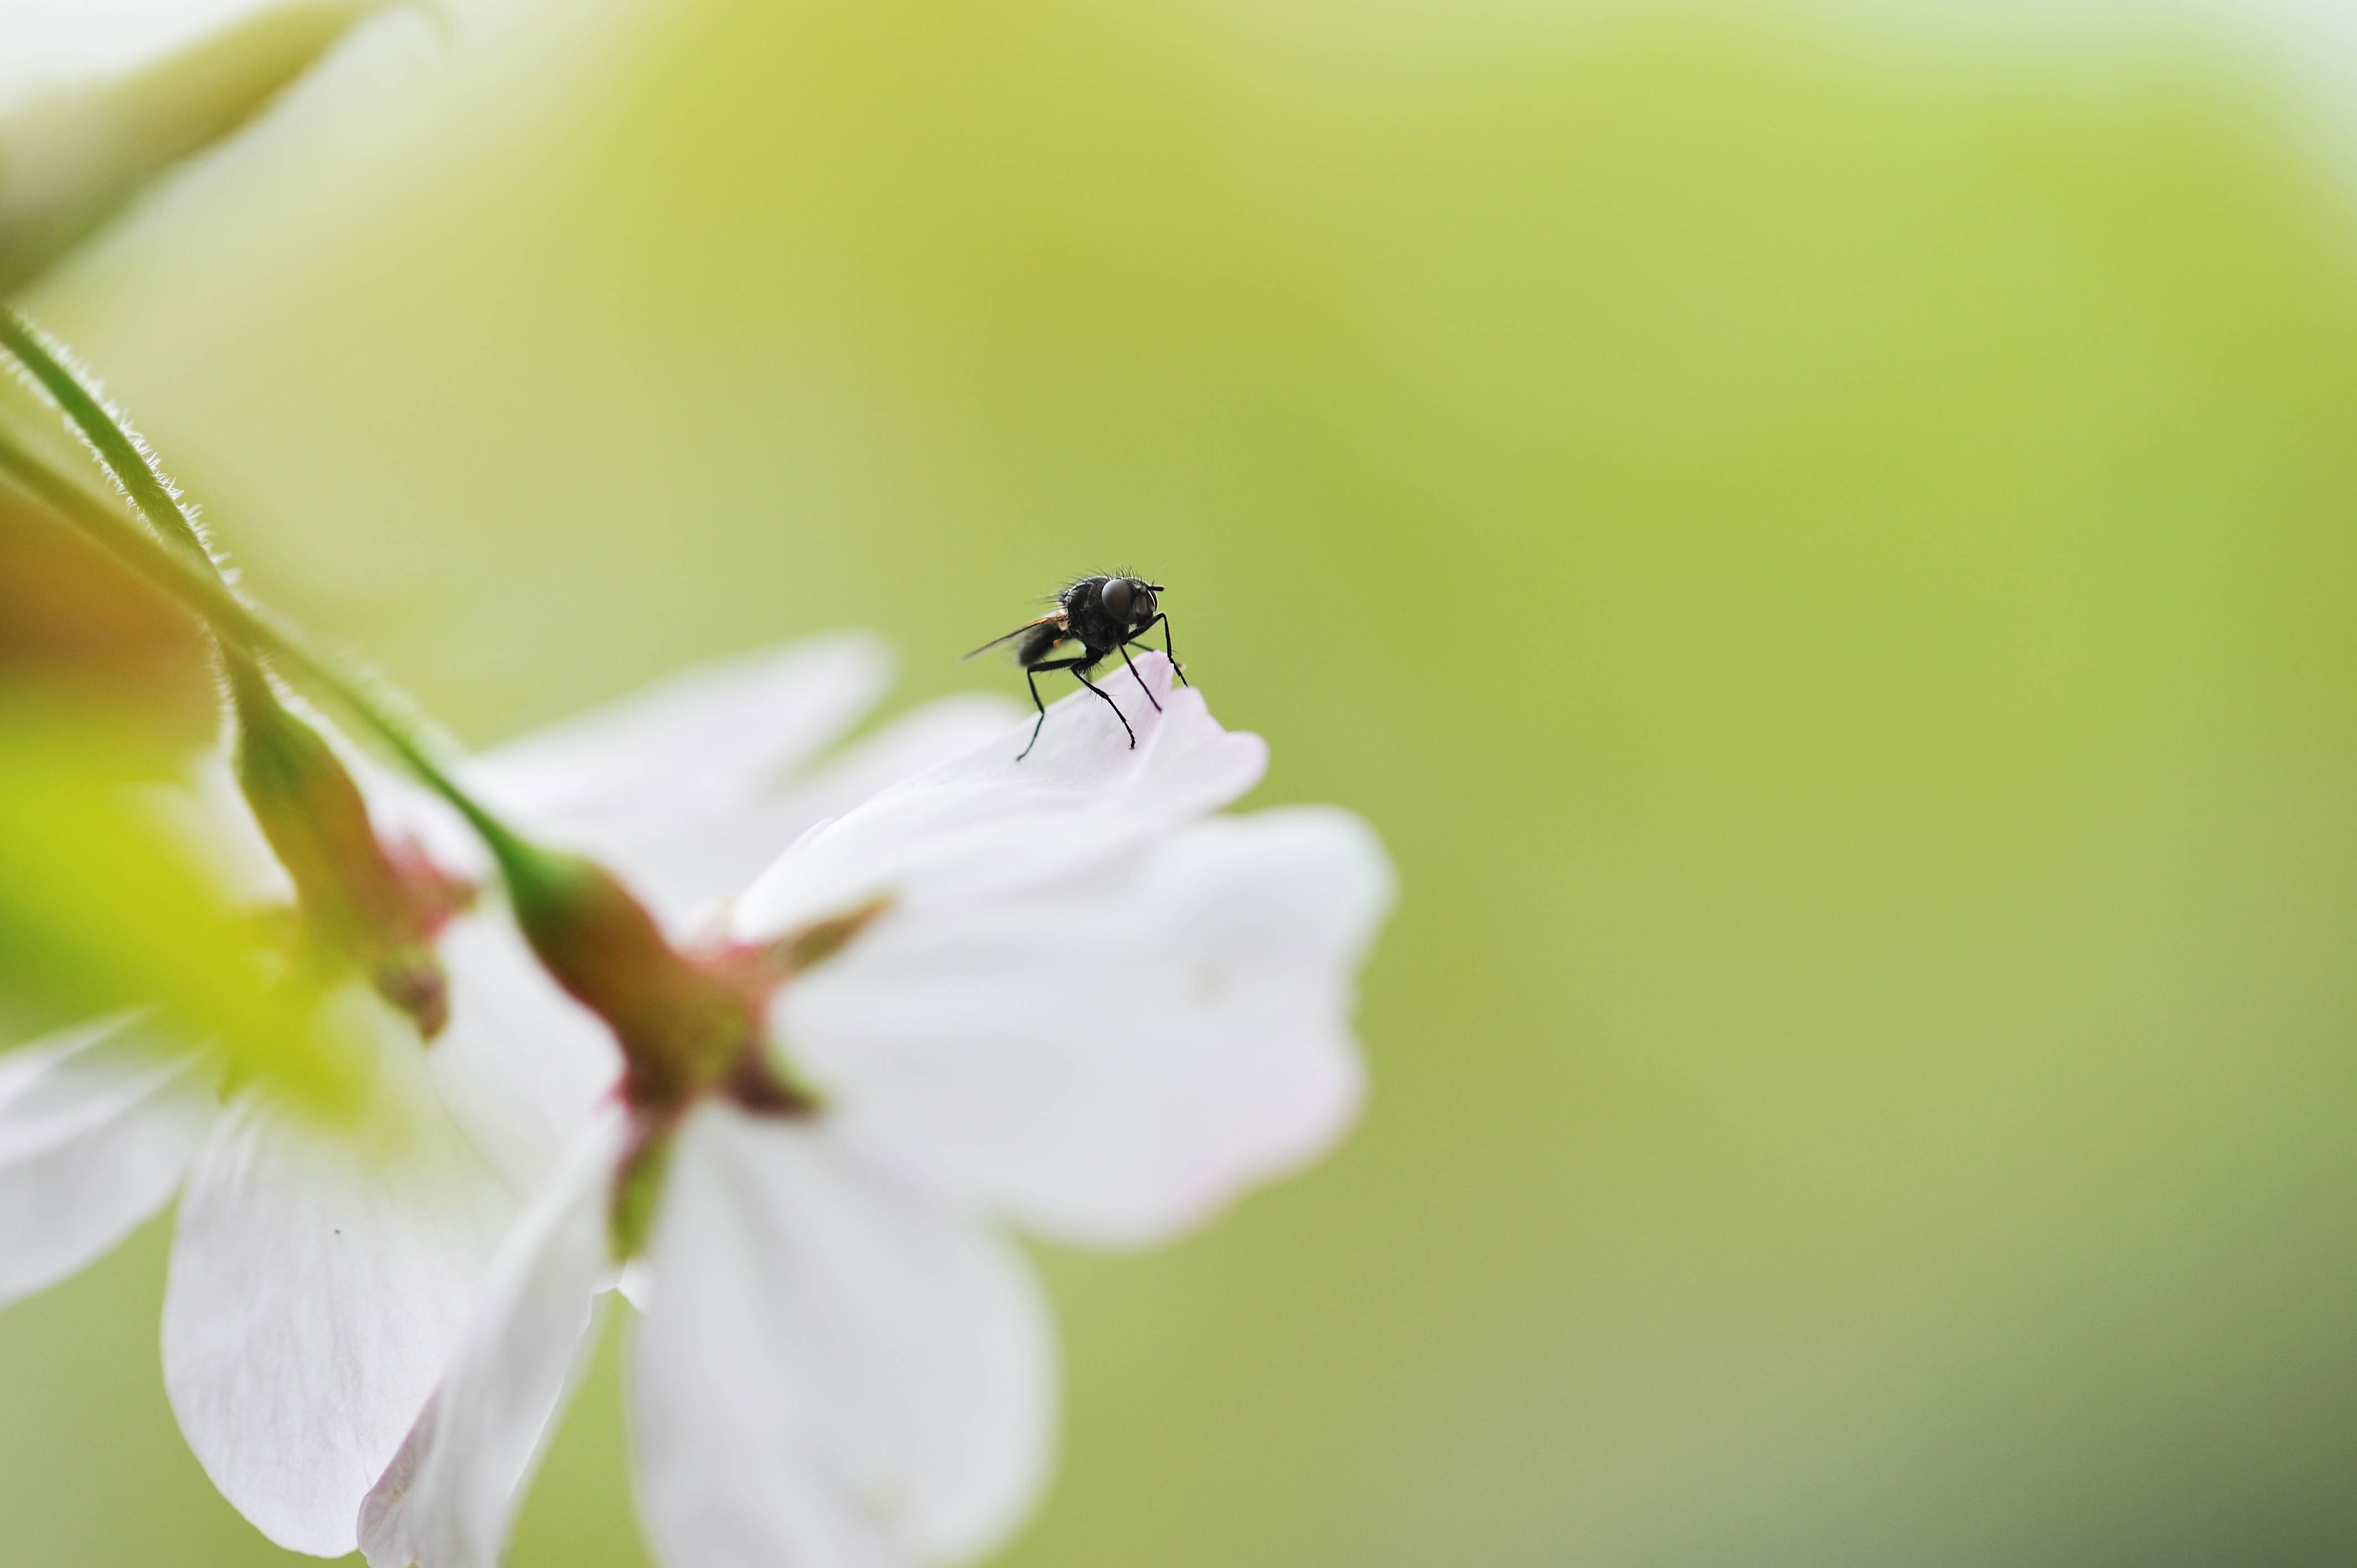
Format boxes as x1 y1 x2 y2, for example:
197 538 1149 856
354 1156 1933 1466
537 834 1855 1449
961 611 1067 662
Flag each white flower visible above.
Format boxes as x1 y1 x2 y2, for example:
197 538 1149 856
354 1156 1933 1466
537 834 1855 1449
361 653 1393 1568
0 633 1005 1557
0 793 615 1558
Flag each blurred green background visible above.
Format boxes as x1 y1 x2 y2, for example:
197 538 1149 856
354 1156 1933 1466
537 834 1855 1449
9 0 2357 1562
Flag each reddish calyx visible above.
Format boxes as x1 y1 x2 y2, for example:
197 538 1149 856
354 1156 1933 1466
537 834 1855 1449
491 840 887 1255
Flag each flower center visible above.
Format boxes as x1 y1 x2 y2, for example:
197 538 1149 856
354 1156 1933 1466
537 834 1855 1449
494 843 887 1254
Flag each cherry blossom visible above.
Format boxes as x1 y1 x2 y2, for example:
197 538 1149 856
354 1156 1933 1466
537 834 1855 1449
362 654 1392 1568
0 633 1007 1557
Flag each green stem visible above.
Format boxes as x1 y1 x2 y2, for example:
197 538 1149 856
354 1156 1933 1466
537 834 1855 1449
0 307 573 899
0 311 298 737
0 409 526 864
0 311 211 569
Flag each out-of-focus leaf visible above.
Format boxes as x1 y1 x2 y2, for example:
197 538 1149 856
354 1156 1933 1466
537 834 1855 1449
0 1 385 295
0 713 359 1116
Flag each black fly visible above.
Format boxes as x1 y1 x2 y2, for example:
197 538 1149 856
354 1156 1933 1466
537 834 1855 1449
964 574 1187 760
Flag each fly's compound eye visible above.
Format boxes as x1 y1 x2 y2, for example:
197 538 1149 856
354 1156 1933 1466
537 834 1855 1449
1099 576 1134 620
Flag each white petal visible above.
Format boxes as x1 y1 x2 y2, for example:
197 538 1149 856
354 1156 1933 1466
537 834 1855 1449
0 1015 217 1306
163 992 517 1557
776 807 1392 1247
632 1105 1054 1568
777 697 1027 834
561 693 1020 934
734 654 1265 938
464 635 891 835
421 913 622 1195
361 1107 627 1568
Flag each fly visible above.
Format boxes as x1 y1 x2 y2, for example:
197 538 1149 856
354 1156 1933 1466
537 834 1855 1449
964 574 1185 761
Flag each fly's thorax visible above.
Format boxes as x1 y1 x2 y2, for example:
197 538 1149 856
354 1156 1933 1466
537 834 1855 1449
1064 574 1157 652
1058 575 1114 651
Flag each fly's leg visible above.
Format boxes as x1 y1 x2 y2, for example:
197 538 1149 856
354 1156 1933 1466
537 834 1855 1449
1017 657 1097 760
1018 669 1049 762
1121 613 1187 690
1128 612 1186 687
1116 641 1162 712
1068 663 1137 747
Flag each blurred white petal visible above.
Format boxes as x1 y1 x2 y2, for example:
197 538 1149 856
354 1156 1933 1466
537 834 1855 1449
781 807 1392 1246
577 693 1021 930
0 1015 217 1306
465 635 891 840
780 696 1027 827
360 1107 626 1568
163 993 516 1557
734 654 1267 936
633 1106 1054 1568
421 914 621 1194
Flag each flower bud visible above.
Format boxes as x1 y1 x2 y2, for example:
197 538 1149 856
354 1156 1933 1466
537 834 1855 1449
228 658 466 1034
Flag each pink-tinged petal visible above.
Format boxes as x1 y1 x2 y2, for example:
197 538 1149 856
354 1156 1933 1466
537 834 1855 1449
775 807 1392 1247
779 697 1026 834
360 1107 627 1568
423 914 622 1195
0 1015 217 1307
632 1105 1054 1568
163 993 517 1557
464 635 891 835
734 654 1266 938
561 693 1019 935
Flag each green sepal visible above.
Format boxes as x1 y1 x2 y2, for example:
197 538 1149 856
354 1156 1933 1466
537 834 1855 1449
609 1114 678 1261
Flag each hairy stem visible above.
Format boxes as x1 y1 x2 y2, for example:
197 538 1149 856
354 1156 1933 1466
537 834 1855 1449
0 354 524 862
0 311 211 568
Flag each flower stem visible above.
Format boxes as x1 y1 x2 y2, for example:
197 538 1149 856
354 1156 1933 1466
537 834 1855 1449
0 319 528 864
0 310 714 1085
0 311 212 570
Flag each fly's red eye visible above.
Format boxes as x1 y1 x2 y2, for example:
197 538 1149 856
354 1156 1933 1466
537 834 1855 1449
1099 577 1134 619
